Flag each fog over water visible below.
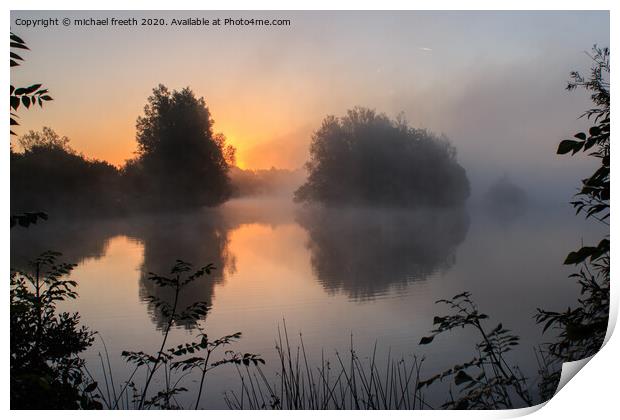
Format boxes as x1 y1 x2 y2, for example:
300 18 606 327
10 196 606 408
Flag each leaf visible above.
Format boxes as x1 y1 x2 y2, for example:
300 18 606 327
419 336 434 345
10 96 20 110
574 132 586 140
84 382 98 393
583 136 597 151
10 41 29 50
564 246 598 265
10 33 25 44
557 139 582 155
22 96 30 108
589 126 601 136
27 83 42 93
454 370 473 385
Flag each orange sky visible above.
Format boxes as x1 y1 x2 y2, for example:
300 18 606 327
11 73 317 169
10 10 609 181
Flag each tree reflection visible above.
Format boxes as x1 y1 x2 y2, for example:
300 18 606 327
10 217 124 269
296 205 470 300
130 210 236 330
10 199 295 330
10 211 237 330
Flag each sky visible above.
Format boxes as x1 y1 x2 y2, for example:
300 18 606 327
10 10 609 199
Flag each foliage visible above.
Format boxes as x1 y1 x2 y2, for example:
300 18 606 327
10 33 53 135
417 292 533 409
10 250 100 409
125 85 235 210
11 128 122 217
295 107 469 207
9 82 262 216
115 260 263 409
537 45 610 362
556 46 609 226
17 126 74 153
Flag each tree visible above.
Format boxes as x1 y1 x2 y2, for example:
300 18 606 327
294 107 470 207
127 85 234 209
11 128 121 216
17 126 73 153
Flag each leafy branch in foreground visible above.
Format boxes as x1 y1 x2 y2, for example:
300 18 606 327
10 251 100 409
10 33 53 136
115 260 263 409
418 292 532 409
556 45 609 226
537 44 610 385
535 44 610 401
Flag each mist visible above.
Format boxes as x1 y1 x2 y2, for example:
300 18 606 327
10 11 609 204
9 10 609 410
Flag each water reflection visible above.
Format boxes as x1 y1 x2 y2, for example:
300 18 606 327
10 199 470 326
130 212 235 329
10 211 238 329
10 199 295 330
297 205 470 300
10 217 125 269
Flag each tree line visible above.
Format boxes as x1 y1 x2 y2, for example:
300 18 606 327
11 85 237 216
12 102 472 216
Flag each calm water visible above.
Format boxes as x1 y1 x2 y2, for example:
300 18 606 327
10 198 605 408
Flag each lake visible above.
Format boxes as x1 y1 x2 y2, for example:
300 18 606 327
10 197 605 408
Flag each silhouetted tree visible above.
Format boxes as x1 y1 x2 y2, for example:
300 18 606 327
483 176 528 223
295 107 469 207
125 85 234 210
11 128 121 216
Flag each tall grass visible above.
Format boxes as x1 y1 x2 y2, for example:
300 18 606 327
224 323 431 410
